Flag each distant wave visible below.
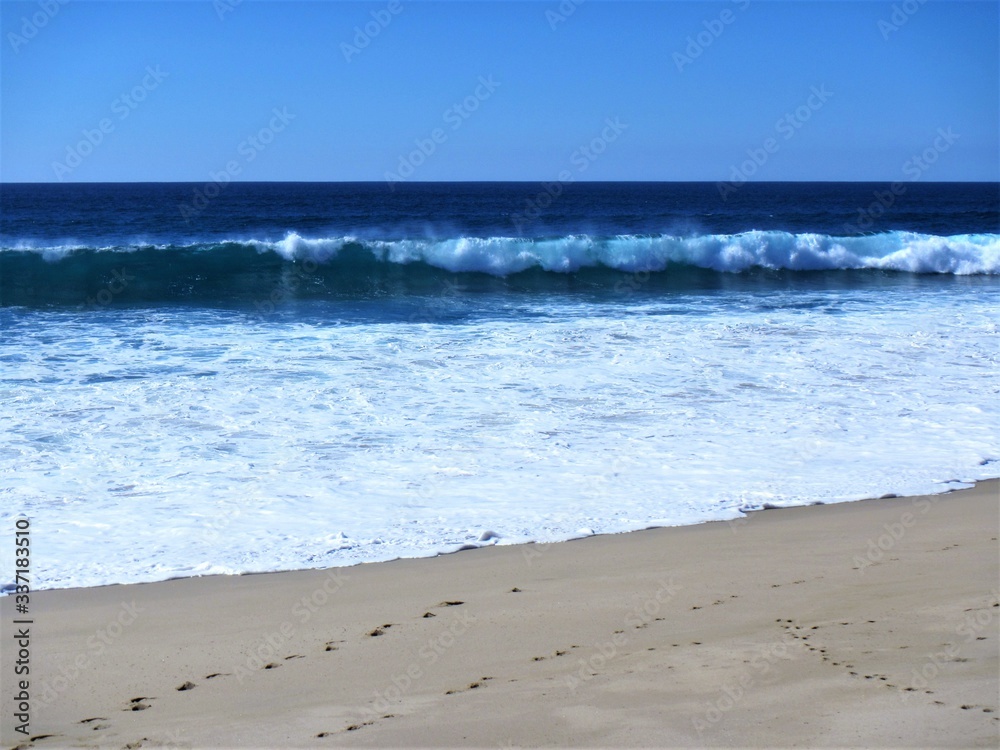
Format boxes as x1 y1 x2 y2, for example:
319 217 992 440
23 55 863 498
3 231 998 307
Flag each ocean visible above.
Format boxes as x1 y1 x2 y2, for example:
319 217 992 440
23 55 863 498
1 181 998 590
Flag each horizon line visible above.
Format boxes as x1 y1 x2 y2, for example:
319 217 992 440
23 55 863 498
2 179 999 186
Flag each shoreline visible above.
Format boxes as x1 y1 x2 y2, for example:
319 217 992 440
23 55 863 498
16 477 1000 595
2 480 997 748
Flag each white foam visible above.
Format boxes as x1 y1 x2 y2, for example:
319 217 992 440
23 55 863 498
1 284 998 590
268 232 354 262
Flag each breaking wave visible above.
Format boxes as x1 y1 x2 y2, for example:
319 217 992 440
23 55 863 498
3 231 998 306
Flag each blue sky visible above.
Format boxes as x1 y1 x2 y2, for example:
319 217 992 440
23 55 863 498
1 0 997 182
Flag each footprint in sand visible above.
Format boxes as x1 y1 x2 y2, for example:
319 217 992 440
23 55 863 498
317 720 376 736
77 718 110 731
447 676 494 694
368 624 394 637
176 681 196 691
18 735 59 746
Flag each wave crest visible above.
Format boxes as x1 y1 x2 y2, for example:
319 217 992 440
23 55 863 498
247 230 1000 275
3 232 999 293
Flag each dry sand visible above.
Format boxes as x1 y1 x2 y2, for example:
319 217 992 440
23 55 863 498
3 480 998 749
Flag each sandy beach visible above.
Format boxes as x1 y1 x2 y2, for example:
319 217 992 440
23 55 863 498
3 480 997 749
4 2 999 749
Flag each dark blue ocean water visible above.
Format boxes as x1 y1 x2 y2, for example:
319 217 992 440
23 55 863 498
2 182 997 309
3 181 998 241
